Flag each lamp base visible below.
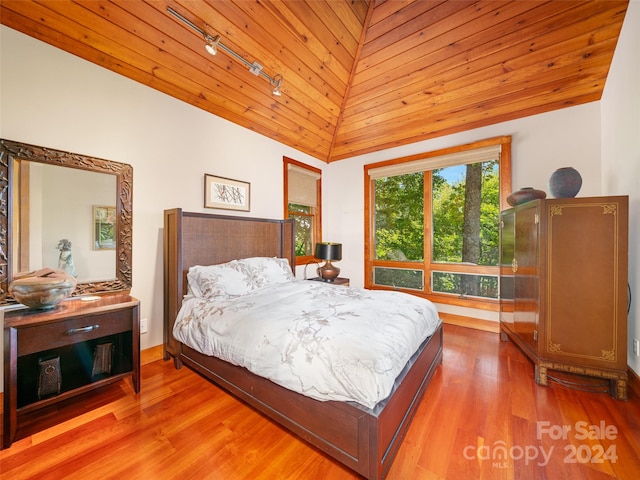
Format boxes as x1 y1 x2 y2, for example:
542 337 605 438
318 261 340 282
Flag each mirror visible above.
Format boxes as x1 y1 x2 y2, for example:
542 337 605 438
0 139 133 305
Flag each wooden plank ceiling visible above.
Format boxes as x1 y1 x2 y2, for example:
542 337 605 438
0 1 629 163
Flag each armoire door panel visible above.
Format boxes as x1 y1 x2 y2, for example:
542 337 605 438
513 204 540 352
545 200 624 367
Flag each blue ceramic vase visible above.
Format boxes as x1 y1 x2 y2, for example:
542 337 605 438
548 167 582 198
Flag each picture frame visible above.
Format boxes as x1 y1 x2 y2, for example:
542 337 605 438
204 174 250 211
93 205 117 250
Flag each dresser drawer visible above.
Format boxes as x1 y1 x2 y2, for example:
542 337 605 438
17 309 133 357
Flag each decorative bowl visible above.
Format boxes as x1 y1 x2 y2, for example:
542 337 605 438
507 187 547 206
9 269 77 309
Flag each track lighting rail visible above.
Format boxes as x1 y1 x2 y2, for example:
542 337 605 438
167 7 282 96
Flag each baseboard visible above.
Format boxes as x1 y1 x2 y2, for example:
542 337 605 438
440 312 500 333
141 345 164 365
628 367 640 398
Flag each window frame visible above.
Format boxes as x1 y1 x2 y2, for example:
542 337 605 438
283 157 322 266
364 136 512 311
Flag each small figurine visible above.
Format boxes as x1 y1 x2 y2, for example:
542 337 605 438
57 239 77 278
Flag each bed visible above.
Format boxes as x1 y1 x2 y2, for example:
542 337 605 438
163 209 443 479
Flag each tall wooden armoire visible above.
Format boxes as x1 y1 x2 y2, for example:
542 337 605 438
499 196 628 399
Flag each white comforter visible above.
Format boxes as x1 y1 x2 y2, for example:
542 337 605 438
173 280 440 408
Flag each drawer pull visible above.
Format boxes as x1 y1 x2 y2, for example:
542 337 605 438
65 325 100 335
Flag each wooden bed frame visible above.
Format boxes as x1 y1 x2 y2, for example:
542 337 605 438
163 208 443 479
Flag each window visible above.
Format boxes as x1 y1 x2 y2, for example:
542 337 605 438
365 136 511 309
284 157 321 265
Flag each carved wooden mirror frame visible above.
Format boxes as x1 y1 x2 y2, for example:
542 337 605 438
0 139 133 304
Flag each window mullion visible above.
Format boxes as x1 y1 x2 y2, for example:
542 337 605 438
424 170 432 294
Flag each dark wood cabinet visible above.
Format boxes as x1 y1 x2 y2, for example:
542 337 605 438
3 293 140 447
499 196 628 399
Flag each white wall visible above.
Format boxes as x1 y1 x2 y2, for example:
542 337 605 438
0 26 324 383
601 0 640 375
325 103 602 320
35 164 116 281
1 1 638 391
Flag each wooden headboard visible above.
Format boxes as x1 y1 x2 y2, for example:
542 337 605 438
163 208 295 358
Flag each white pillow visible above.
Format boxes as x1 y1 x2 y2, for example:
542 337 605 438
240 257 295 287
187 260 254 299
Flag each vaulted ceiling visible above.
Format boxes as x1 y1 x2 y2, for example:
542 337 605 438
0 1 629 163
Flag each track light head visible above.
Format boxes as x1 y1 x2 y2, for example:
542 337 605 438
204 34 220 56
271 74 283 96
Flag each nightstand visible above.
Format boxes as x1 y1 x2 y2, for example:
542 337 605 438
2 293 140 448
308 277 350 286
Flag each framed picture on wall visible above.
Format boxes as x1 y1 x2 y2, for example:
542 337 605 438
204 174 250 211
93 205 116 250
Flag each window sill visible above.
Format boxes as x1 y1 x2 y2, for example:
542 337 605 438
365 285 500 312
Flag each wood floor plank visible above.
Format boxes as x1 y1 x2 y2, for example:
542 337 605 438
1 324 639 479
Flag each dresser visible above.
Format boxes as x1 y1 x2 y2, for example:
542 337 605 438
499 196 628 399
3 293 140 447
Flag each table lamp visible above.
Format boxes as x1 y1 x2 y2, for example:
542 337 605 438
314 242 342 282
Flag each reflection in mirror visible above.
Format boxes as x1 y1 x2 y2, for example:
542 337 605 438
14 161 117 283
0 139 133 305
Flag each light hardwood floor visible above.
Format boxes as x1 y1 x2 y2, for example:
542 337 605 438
2 324 639 479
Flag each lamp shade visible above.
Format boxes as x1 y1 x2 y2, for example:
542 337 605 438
315 242 342 261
